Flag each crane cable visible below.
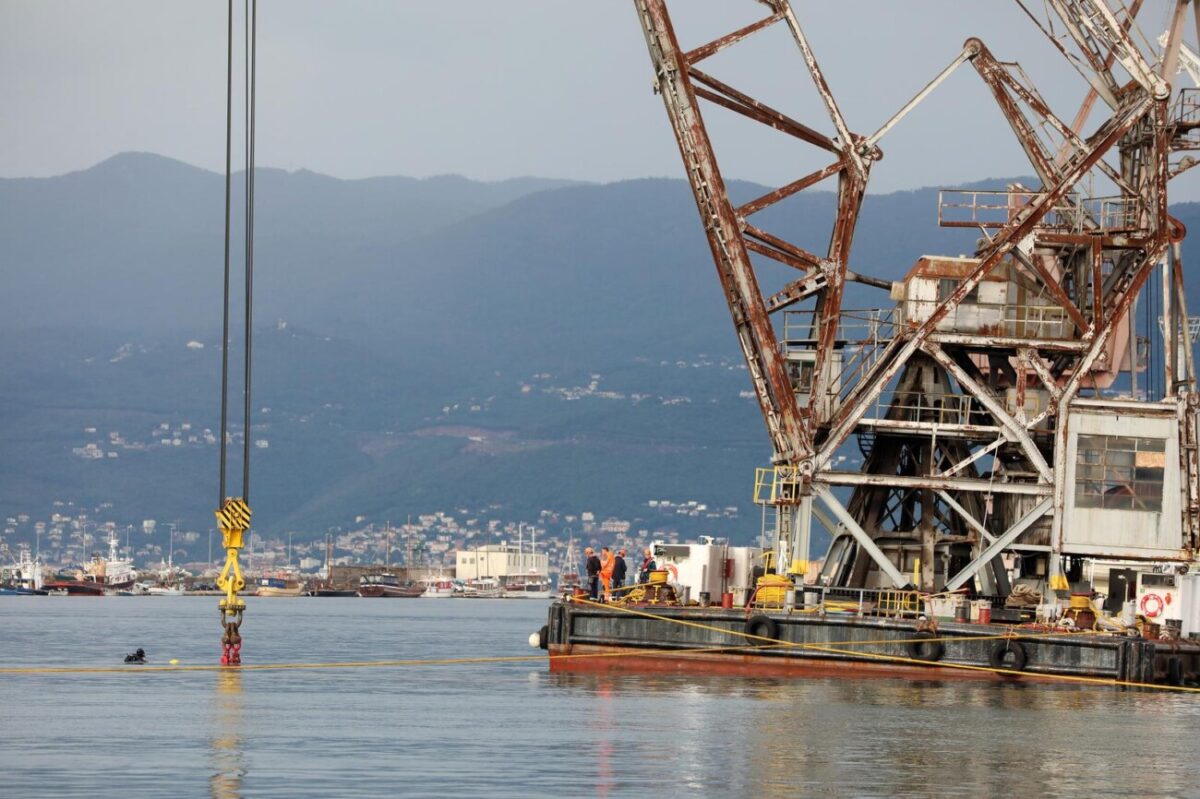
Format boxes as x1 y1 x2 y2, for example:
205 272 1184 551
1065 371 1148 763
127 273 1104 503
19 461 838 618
214 0 256 667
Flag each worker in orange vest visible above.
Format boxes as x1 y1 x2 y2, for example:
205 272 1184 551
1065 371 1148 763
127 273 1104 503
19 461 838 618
599 546 614 602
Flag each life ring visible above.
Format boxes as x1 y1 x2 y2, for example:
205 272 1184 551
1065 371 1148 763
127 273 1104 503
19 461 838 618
1140 593 1165 618
906 631 945 662
989 640 1028 671
666 564 679 581
744 614 779 643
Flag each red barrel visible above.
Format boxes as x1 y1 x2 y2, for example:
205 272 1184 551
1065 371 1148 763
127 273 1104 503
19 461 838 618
721 592 734 609
978 604 992 625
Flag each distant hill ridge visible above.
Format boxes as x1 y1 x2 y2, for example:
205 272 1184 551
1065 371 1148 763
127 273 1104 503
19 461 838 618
3 152 1199 538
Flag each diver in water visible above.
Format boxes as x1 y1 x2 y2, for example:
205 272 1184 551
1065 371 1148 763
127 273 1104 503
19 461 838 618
124 648 146 664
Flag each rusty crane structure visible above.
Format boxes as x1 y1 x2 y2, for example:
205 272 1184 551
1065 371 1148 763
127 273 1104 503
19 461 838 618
634 0 1200 597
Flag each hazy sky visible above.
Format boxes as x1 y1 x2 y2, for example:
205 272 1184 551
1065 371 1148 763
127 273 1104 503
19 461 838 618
3 1 1197 197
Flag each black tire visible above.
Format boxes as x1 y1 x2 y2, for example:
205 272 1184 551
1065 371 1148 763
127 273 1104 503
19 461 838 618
906 631 946 662
989 640 1028 671
744 614 780 643
537 624 549 651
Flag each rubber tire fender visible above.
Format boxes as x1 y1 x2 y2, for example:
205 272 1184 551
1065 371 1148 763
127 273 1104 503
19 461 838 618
906 631 946 662
744 614 780 643
537 624 549 651
989 640 1029 671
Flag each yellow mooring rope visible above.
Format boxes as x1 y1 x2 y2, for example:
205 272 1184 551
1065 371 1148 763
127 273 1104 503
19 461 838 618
565 596 1200 694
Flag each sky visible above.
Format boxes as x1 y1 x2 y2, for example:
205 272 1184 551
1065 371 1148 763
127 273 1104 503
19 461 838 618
2 1 1198 198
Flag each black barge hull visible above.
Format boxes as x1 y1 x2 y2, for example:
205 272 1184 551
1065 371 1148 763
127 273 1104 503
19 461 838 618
545 601 1200 688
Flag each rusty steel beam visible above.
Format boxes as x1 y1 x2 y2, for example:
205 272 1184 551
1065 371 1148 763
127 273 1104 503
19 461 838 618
683 11 782 65
689 67 839 151
818 91 1154 470
923 341 1053 481
736 161 841 218
743 224 822 270
634 0 807 462
945 497 1054 591
816 471 1051 497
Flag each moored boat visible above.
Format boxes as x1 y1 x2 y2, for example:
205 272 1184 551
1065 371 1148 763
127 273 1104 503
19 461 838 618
254 576 304 597
313 587 359 597
459 576 503 598
41 580 105 596
422 579 455 598
358 574 424 598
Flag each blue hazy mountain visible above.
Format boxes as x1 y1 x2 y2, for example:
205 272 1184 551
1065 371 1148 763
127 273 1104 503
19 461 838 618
3 153 1198 541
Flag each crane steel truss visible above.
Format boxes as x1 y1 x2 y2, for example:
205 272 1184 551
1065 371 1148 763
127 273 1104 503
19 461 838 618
634 0 1200 594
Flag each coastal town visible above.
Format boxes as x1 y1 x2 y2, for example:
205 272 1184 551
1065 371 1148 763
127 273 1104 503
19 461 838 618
0 495 746 586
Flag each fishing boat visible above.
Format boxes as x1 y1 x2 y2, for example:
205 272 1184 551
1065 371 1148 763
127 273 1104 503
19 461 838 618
1 546 47 595
71 530 138 592
358 573 423 598
422 578 455 598
254 576 304 597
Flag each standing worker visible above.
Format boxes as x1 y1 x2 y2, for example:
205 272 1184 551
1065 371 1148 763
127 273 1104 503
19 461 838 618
599 546 614 602
613 549 628 595
638 547 657 584
585 547 601 601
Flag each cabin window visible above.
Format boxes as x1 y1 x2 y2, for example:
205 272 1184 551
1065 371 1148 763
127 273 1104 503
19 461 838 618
1074 434 1165 512
937 278 979 304
787 360 815 393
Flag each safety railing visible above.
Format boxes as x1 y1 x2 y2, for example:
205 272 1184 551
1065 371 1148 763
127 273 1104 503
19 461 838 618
753 465 803 506
897 298 1072 339
861 389 979 427
938 189 1143 234
793 584 925 618
781 309 898 406
1174 87 1200 128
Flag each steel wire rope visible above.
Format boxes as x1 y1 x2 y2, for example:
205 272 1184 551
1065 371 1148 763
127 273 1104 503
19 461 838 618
218 0 233 504
242 0 257 502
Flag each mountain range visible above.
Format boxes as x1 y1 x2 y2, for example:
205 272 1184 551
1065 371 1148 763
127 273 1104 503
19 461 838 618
2 152 1198 545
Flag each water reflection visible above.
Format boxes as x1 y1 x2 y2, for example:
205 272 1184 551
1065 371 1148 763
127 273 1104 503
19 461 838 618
210 669 245 799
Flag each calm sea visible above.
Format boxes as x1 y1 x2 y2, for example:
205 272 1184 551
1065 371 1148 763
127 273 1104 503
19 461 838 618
3 596 1200 798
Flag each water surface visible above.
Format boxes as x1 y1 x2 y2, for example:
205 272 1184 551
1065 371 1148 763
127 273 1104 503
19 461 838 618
3 597 1199 798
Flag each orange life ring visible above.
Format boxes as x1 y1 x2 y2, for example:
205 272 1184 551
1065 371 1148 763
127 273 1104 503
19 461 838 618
1140 592 1165 618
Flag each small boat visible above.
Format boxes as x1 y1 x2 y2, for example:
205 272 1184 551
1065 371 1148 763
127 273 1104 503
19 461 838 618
0 586 47 596
358 574 423 598
313 587 358 597
422 579 455 598
41 580 105 596
254 576 304 597
459 576 504 598
146 584 185 596
505 572 554 599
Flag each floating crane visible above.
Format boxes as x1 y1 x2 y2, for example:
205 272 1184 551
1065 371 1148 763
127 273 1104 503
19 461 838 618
633 0 1200 599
